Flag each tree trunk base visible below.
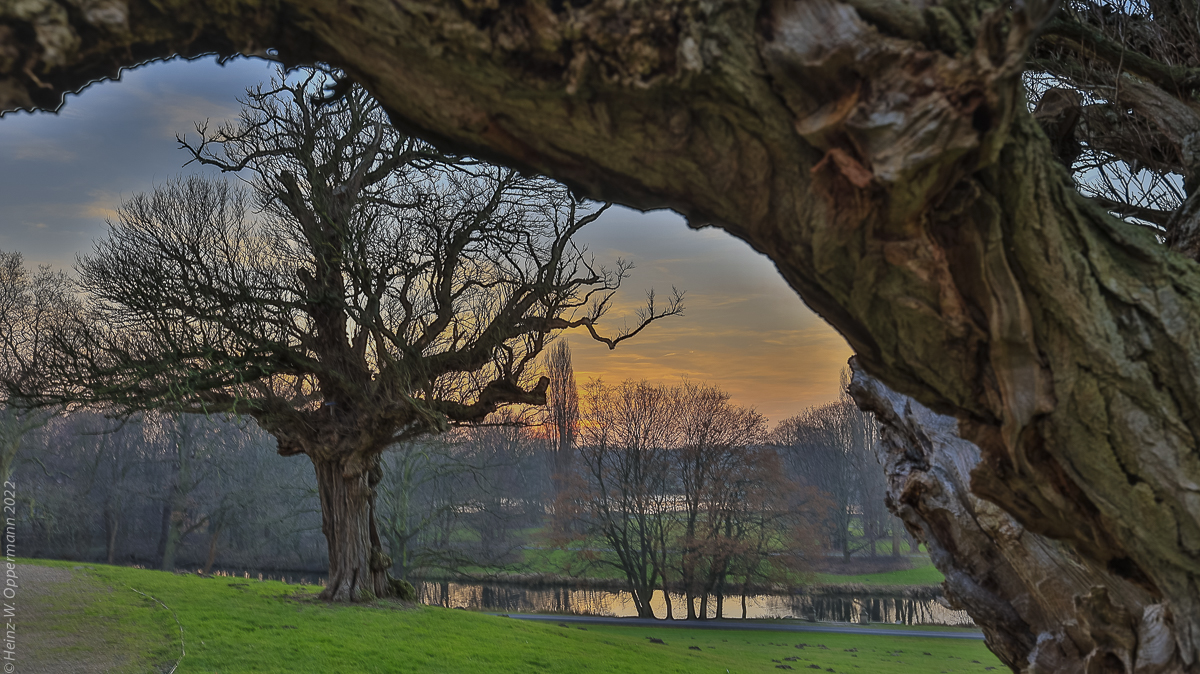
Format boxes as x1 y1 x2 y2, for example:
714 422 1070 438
313 455 414 603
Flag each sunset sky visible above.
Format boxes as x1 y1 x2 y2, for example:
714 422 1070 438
0 57 852 426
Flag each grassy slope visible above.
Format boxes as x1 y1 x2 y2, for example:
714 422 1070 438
27 559 1000 674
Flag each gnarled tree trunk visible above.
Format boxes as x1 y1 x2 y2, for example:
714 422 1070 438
311 454 393 602
9 0 1200 669
850 365 1181 673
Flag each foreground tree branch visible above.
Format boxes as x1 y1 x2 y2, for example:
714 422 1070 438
9 0 1200 670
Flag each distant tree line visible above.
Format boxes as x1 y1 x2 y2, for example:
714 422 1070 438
9 348 909 606
770 370 904 562
555 378 819 619
12 406 556 578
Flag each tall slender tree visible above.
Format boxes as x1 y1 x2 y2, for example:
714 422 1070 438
544 339 579 498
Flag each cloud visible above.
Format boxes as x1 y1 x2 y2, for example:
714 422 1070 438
566 208 855 426
151 92 244 141
0 56 857 425
12 142 77 163
80 190 121 221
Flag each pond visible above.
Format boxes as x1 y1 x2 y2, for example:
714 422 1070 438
416 581 972 625
204 567 972 626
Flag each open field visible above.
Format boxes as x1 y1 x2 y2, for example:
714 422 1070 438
465 539 947 590
23 559 1000 673
812 563 946 587
456 526 946 590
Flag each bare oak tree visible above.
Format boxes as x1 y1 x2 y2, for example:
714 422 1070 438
22 71 680 602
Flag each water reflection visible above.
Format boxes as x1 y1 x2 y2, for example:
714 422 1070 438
414 581 974 626
199 567 971 626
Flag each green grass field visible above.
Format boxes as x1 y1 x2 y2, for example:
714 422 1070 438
497 548 947 589
474 533 947 588
812 563 947 586
26 559 1000 673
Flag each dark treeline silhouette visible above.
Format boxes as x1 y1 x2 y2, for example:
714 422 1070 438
14 408 555 579
19 410 325 572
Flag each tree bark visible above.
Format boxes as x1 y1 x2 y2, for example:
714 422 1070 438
312 454 394 602
104 504 118 566
851 365 1183 673
11 0 1200 667
627 586 656 619
203 524 223 576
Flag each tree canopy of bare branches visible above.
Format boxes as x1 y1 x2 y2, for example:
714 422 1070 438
0 250 75 482
16 69 680 602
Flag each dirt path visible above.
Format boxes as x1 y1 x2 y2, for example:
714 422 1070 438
23 564 140 674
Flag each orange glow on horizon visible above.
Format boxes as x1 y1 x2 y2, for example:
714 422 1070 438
563 209 855 429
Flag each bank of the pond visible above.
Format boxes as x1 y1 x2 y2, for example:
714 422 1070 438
23 559 1003 674
199 566 966 625
415 578 970 626
505 613 986 639
428 570 946 597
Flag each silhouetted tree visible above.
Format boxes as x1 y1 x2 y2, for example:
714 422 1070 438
0 250 75 482
571 379 678 618
674 380 765 619
773 374 888 563
544 340 579 499
22 69 680 602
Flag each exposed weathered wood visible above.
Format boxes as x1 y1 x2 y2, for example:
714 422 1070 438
851 365 1181 673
